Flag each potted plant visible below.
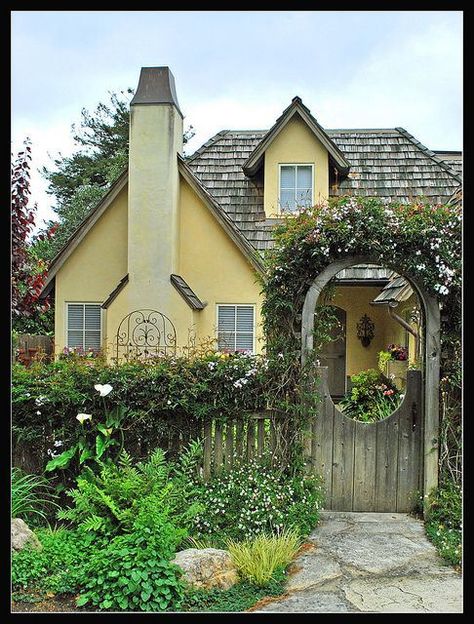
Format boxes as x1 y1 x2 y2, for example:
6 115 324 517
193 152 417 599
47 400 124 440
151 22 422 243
379 344 408 390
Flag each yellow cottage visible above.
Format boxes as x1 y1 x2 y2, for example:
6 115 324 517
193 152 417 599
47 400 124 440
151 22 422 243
41 66 461 397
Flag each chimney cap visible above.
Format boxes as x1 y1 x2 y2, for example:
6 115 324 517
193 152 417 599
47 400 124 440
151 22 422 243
131 67 183 116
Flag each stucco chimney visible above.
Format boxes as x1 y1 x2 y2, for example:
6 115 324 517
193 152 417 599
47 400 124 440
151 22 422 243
127 67 183 311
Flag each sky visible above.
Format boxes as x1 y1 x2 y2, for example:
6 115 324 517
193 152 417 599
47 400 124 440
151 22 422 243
11 10 463 231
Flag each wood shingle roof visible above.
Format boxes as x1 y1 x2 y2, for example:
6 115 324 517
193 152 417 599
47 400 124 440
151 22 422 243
186 125 461 251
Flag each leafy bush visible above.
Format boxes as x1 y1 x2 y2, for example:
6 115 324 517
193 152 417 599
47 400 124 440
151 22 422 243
76 531 185 611
425 481 462 567
12 353 267 476
58 443 203 543
12 527 104 595
226 529 301 586
192 455 324 543
339 368 402 422
11 468 59 524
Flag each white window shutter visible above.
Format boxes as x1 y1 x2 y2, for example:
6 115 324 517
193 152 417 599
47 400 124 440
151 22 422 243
67 303 101 350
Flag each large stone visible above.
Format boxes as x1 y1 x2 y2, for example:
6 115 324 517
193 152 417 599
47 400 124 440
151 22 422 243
343 575 463 613
172 548 238 590
286 552 342 591
254 589 355 613
11 518 42 552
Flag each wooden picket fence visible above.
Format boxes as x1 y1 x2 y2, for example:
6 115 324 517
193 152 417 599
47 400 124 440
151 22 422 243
14 334 54 366
196 411 291 479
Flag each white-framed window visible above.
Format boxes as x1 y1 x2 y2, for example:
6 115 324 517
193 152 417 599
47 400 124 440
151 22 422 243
279 164 314 212
216 304 255 353
66 303 102 351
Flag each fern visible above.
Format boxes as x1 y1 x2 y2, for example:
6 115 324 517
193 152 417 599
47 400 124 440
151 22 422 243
56 445 203 539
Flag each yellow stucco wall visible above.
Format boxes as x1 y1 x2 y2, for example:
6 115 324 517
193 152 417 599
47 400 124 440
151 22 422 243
178 178 264 353
264 115 329 217
329 287 421 380
54 185 128 356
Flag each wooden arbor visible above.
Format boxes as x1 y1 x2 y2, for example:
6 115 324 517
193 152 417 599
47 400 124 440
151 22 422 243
301 255 440 514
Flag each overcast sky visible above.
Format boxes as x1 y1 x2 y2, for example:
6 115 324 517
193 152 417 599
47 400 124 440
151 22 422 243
11 10 463 230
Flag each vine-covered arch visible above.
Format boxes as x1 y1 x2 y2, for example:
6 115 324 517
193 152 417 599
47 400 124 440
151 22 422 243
260 196 461 508
301 254 440 500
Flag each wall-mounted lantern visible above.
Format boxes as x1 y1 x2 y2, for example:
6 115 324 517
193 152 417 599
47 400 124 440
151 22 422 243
357 314 375 347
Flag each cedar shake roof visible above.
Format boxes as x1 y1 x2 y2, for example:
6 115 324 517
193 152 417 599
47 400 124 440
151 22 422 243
186 126 461 251
41 100 462 296
371 273 414 305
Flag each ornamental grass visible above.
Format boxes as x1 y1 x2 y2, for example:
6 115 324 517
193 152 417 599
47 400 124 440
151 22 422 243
226 528 301 587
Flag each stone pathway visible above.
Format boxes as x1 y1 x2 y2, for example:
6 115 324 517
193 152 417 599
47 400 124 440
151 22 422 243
253 511 463 613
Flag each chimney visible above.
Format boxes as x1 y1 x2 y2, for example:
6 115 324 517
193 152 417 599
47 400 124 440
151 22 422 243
127 67 183 311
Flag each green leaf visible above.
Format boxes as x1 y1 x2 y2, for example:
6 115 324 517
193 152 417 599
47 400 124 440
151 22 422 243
76 595 89 606
140 591 151 603
97 423 111 437
95 434 107 459
45 446 77 472
79 447 94 463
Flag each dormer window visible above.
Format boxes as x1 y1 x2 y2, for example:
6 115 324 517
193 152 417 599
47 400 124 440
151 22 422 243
279 164 313 212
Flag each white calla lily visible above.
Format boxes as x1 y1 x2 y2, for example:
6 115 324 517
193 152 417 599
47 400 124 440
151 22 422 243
76 413 92 424
94 383 113 397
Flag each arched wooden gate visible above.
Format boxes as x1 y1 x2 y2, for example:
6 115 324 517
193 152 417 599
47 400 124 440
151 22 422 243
301 256 440 515
312 366 422 512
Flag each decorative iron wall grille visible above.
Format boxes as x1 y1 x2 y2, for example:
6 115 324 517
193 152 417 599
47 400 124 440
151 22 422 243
115 309 177 362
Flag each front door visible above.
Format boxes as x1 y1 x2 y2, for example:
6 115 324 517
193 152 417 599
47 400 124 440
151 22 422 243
319 306 346 398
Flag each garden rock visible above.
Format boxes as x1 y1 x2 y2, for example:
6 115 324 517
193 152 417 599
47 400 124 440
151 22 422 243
172 548 238 590
11 518 42 552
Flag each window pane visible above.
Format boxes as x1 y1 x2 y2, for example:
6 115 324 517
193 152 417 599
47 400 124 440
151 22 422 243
297 166 312 189
280 189 295 211
68 331 83 348
280 166 295 188
85 305 101 331
218 306 236 332
236 333 254 352
68 305 84 330
236 306 254 333
296 188 312 206
85 331 101 350
217 332 235 351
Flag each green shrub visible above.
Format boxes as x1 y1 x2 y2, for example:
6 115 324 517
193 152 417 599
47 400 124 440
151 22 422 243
339 368 402 422
226 528 301 586
182 569 287 612
11 467 59 524
425 481 462 567
12 353 267 476
58 443 203 543
12 527 104 595
192 455 324 543
76 531 185 611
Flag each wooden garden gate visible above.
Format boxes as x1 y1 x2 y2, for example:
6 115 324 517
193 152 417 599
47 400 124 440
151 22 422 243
310 366 423 512
301 255 440 517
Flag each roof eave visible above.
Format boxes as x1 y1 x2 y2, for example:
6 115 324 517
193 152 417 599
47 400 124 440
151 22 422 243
178 155 265 274
40 170 128 296
242 102 351 177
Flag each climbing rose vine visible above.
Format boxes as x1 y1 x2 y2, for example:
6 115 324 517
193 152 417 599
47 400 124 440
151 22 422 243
261 196 460 353
259 195 461 479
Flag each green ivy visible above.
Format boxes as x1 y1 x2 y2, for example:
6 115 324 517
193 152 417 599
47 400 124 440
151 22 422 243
76 531 185 611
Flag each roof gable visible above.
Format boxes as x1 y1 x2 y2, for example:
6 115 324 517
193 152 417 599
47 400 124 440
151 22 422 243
242 97 351 177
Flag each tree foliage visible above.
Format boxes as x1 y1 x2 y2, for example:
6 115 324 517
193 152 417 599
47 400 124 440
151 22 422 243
36 89 194 260
11 139 56 332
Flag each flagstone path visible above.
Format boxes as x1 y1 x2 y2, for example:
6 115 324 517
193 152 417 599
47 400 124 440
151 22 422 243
252 511 463 613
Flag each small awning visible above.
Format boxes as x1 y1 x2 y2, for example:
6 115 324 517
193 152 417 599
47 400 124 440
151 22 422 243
170 274 206 310
371 273 413 305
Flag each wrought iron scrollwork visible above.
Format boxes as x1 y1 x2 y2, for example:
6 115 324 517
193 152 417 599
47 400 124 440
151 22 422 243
115 309 177 362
